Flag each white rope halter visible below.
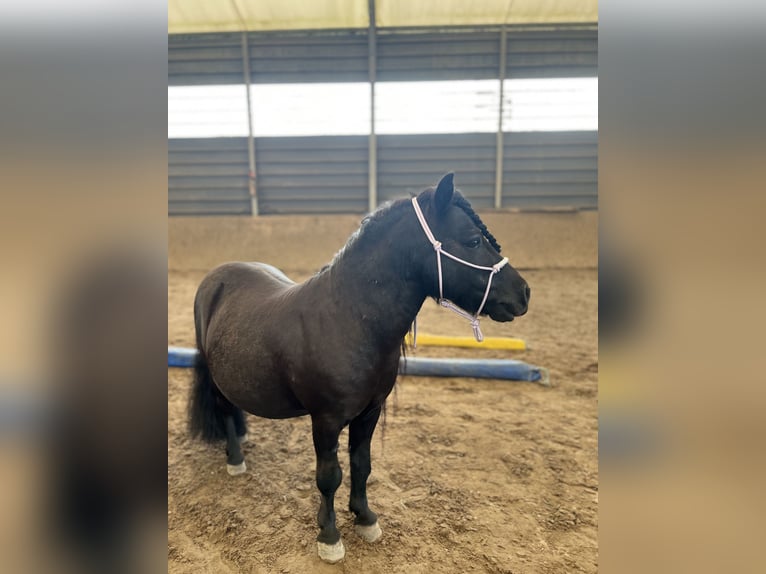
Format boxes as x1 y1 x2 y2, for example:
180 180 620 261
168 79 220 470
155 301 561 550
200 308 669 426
411 197 509 342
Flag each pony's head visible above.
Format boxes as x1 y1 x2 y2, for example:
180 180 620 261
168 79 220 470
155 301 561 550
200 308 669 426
412 173 530 322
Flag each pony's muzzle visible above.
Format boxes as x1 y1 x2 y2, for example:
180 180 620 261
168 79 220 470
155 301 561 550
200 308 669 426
507 281 530 317
524 283 531 305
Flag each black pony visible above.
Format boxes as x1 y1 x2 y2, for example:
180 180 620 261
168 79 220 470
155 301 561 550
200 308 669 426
189 173 530 563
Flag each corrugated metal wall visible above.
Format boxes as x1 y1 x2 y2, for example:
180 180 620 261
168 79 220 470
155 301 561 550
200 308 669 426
169 25 597 215
169 137 369 215
256 136 369 213
376 30 500 81
169 131 597 213
505 28 598 78
169 138 251 215
249 31 369 83
503 131 598 208
169 31 369 85
169 27 597 85
377 133 496 208
169 34 246 86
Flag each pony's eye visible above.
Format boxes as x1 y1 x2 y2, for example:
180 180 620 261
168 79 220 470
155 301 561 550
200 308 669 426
465 237 481 249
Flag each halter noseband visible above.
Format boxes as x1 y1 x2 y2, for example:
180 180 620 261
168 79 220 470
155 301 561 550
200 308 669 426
411 196 509 342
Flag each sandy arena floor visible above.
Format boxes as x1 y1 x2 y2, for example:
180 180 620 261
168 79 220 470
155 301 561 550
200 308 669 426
168 249 597 574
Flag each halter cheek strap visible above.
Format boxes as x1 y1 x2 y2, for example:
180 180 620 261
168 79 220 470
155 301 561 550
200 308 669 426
411 197 508 342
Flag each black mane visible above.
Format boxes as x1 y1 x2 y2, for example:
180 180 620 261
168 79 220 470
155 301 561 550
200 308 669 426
323 197 412 271
325 189 501 273
452 193 502 253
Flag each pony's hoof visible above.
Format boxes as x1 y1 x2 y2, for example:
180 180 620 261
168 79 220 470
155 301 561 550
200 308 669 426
226 461 247 476
238 433 249 445
355 521 382 543
317 540 345 563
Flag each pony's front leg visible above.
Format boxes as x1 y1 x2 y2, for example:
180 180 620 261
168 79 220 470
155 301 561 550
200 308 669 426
348 405 383 543
311 416 345 563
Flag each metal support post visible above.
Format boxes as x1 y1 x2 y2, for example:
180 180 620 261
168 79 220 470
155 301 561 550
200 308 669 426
367 0 377 212
494 27 507 210
242 32 259 216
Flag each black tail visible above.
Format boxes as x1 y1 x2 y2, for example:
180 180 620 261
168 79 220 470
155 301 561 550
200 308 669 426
188 350 247 442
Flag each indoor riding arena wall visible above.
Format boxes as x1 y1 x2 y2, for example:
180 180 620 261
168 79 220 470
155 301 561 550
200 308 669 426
169 211 597 272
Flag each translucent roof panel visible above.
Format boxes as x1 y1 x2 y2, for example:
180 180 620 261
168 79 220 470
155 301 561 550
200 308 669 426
169 0 597 34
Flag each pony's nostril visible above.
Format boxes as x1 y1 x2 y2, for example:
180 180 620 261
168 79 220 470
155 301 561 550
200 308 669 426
524 284 531 303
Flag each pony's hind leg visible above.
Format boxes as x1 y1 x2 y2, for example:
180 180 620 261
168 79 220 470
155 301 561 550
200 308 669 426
348 405 383 543
311 417 345 563
232 405 249 446
225 415 247 476
224 412 247 476
188 349 248 476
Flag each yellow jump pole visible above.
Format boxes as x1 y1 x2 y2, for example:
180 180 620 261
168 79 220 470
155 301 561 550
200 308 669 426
404 333 526 351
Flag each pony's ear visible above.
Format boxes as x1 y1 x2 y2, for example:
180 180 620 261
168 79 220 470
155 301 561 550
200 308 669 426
434 172 454 214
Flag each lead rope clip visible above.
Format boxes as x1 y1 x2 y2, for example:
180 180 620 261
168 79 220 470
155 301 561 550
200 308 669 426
471 319 483 342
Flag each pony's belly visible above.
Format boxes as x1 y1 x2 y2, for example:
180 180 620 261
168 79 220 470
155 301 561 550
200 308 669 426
244 405 310 419
226 386 308 420
210 366 309 419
